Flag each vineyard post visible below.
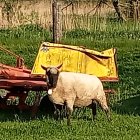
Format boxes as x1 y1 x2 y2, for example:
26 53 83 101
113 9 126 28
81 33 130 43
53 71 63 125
52 0 62 43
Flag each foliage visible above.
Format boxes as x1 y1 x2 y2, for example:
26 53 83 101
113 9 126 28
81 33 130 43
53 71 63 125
0 24 51 68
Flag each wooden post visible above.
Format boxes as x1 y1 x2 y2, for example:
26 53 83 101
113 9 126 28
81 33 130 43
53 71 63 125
129 0 135 19
52 0 62 43
134 0 139 21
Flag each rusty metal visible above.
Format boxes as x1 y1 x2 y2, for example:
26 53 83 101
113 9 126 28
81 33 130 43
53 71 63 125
0 45 25 68
0 46 47 112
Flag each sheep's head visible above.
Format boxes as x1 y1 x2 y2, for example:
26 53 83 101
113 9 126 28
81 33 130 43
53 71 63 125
41 64 63 88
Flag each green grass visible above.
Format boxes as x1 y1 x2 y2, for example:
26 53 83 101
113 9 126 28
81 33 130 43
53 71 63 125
0 24 51 68
0 111 140 140
0 107 140 140
0 23 140 139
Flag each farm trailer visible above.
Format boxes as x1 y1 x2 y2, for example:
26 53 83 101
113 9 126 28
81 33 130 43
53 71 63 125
0 42 119 116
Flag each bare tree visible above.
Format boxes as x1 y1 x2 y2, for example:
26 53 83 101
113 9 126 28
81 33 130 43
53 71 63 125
112 0 124 20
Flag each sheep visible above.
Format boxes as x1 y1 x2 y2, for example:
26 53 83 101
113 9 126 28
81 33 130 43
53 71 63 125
41 64 110 125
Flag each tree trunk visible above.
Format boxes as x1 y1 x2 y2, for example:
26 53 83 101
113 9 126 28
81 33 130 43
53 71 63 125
128 0 135 19
112 0 124 21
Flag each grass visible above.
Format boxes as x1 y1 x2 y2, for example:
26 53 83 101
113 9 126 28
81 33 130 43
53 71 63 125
0 111 140 140
0 108 140 140
0 22 140 139
0 24 51 68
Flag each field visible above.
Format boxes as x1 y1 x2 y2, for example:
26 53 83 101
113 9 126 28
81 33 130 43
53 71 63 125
0 21 140 139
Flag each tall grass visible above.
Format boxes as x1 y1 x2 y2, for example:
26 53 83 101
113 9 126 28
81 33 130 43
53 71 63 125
0 24 51 68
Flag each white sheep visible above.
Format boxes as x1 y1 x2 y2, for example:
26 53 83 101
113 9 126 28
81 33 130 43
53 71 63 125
41 64 111 125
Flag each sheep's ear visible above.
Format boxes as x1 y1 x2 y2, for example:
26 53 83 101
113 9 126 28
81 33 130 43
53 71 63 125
56 63 63 69
41 65 48 71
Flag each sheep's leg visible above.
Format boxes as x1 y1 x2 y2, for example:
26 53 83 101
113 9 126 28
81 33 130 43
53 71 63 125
58 105 65 120
60 104 67 120
98 97 111 121
106 108 111 121
59 106 63 120
54 104 66 121
91 100 97 120
66 106 73 126
66 101 74 126
101 104 111 121
54 105 60 120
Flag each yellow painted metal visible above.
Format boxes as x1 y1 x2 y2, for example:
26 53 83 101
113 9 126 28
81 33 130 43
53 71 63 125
31 42 118 78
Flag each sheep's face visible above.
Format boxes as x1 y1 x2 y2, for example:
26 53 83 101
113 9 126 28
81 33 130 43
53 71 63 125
46 67 59 88
41 64 62 88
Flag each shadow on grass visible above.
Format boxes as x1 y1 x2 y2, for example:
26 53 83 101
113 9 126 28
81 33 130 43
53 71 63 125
1 95 140 122
0 94 56 122
0 109 32 122
112 95 140 116
0 108 57 122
